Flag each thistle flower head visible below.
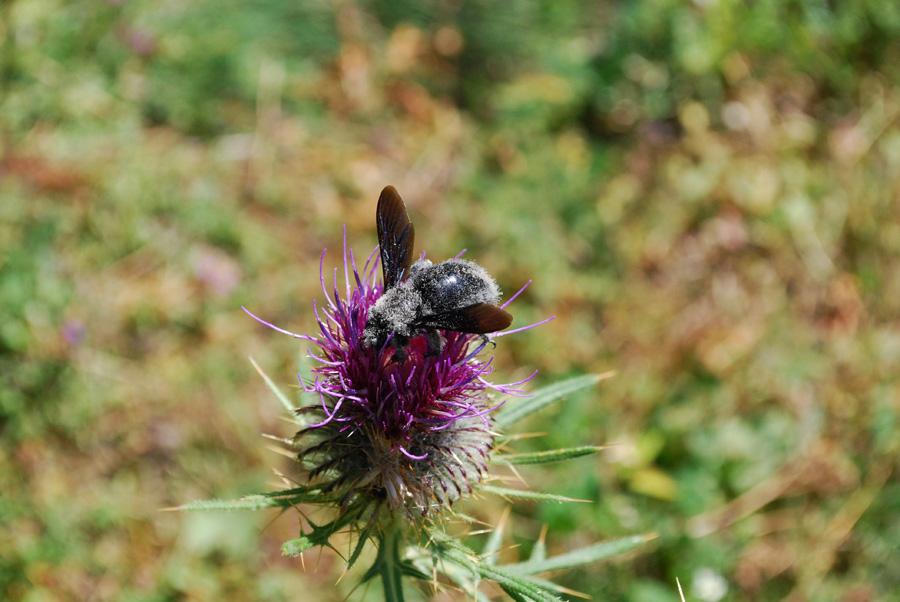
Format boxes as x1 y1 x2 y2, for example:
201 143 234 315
249 236 532 524
201 218 641 602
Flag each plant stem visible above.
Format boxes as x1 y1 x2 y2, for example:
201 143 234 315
379 527 405 602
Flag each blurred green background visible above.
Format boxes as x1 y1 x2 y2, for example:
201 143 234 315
2 1 900 600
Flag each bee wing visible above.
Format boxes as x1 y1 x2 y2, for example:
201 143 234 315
417 303 513 334
376 186 416 289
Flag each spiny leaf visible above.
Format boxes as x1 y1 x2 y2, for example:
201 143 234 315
475 564 563 602
249 356 297 416
480 485 588 504
493 446 605 466
282 535 315 556
495 373 613 428
430 530 478 559
281 504 366 558
346 527 372 571
175 496 294 512
518 575 590 600
430 532 562 602
399 561 432 581
450 511 479 524
522 575 567 595
174 486 327 512
482 507 510 566
499 584 538 602
529 527 547 564
435 553 495 602
503 534 654 575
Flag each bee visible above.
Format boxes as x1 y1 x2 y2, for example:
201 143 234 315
362 186 513 359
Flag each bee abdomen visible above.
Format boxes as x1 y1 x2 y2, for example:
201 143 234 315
413 259 500 315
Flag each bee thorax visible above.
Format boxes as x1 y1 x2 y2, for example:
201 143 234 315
363 287 423 348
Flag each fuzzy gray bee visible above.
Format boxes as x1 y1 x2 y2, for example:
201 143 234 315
362 186 513 358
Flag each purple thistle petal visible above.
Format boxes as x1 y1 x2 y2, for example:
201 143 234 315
498 369 540 388
332 268 341 310
306 350 342 366
318 249 330 303
342 225 351 298
399 446 429 460
492 315 557 338
501 279 531 309
243 306 319 342
349 248 365 294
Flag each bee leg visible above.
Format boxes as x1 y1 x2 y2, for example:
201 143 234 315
479 334 497 349
389 334 410 362
424 329 444 357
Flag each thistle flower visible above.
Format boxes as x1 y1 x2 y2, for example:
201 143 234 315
182 201 648 601
246 236 535 525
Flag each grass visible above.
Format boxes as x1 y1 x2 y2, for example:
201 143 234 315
2 1 899 600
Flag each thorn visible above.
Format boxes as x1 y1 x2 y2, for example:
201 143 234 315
538 523 549 546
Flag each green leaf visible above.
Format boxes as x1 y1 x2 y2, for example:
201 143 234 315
175 486 327 512
493 446 605 465
495 372 613 428
499 583 538 602
280 503 367 558
450 511 479 524
430 530 478 560
479 485 588 504
249 356 298 416
429 531 562 602
476 564 563 602
175 495 294 512
503 534 653 575
434 551 495 602
399 561 432 581
282 535 315 556
519 575 567 595
528 532 546 564
482 508 508 566
346 527 372 571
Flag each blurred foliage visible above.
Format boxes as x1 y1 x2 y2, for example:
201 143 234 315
2 0 900 600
